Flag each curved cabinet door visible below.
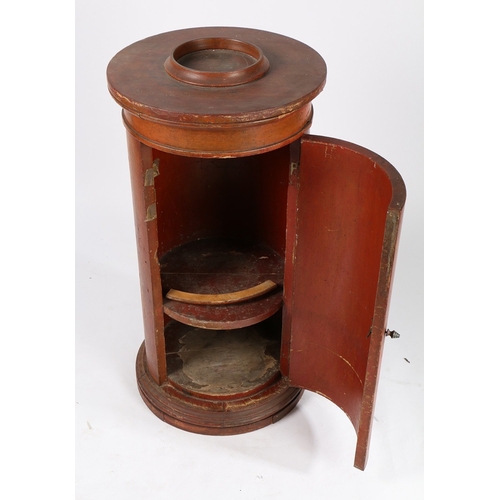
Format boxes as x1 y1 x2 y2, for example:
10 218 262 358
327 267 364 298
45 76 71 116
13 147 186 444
286 135 405 470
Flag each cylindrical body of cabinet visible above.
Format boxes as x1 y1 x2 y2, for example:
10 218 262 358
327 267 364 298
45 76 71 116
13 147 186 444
107 27 405 470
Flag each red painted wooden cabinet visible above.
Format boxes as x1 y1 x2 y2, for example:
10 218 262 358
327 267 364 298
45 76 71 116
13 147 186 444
107 27 405 470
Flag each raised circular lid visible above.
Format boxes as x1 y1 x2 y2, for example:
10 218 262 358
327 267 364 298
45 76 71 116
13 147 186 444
107 27 327 124
164 37 270 87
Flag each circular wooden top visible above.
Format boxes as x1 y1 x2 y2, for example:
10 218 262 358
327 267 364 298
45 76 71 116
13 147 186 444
107 27 326 125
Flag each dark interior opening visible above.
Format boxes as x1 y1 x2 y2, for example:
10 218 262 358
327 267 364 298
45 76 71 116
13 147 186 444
153 146 290 397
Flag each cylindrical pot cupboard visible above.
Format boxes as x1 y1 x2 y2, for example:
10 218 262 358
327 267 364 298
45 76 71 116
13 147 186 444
106 26 406 470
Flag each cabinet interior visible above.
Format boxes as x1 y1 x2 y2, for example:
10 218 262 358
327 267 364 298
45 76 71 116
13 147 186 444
153 146 291 399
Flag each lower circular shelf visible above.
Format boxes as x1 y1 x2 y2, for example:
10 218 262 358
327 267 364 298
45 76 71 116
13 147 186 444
136 342 303 435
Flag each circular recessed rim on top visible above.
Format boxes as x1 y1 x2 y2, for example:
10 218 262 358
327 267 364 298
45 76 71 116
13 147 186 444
164 37 270 87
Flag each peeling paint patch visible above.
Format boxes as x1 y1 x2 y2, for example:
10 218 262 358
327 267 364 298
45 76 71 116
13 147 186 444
324 144 336 159
169 328 279 396
145 203 157 221
144 159 160 186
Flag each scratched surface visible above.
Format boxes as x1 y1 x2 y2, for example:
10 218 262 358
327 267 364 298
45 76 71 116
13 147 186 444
165 319 281 396
160 238 284 293
288 136 395 429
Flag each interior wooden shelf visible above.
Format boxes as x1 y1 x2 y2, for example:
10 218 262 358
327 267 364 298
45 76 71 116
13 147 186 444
160 238 284 330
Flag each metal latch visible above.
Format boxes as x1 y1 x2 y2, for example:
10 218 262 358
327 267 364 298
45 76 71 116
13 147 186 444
385 329 400 339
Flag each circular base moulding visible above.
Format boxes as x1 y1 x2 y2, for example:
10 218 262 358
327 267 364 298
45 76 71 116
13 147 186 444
136 342 303 435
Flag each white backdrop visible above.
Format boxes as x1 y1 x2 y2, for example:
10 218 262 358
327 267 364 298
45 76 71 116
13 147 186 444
76 1 423 498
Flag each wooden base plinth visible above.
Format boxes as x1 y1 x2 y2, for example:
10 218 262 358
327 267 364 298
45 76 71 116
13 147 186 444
136 342 303 435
